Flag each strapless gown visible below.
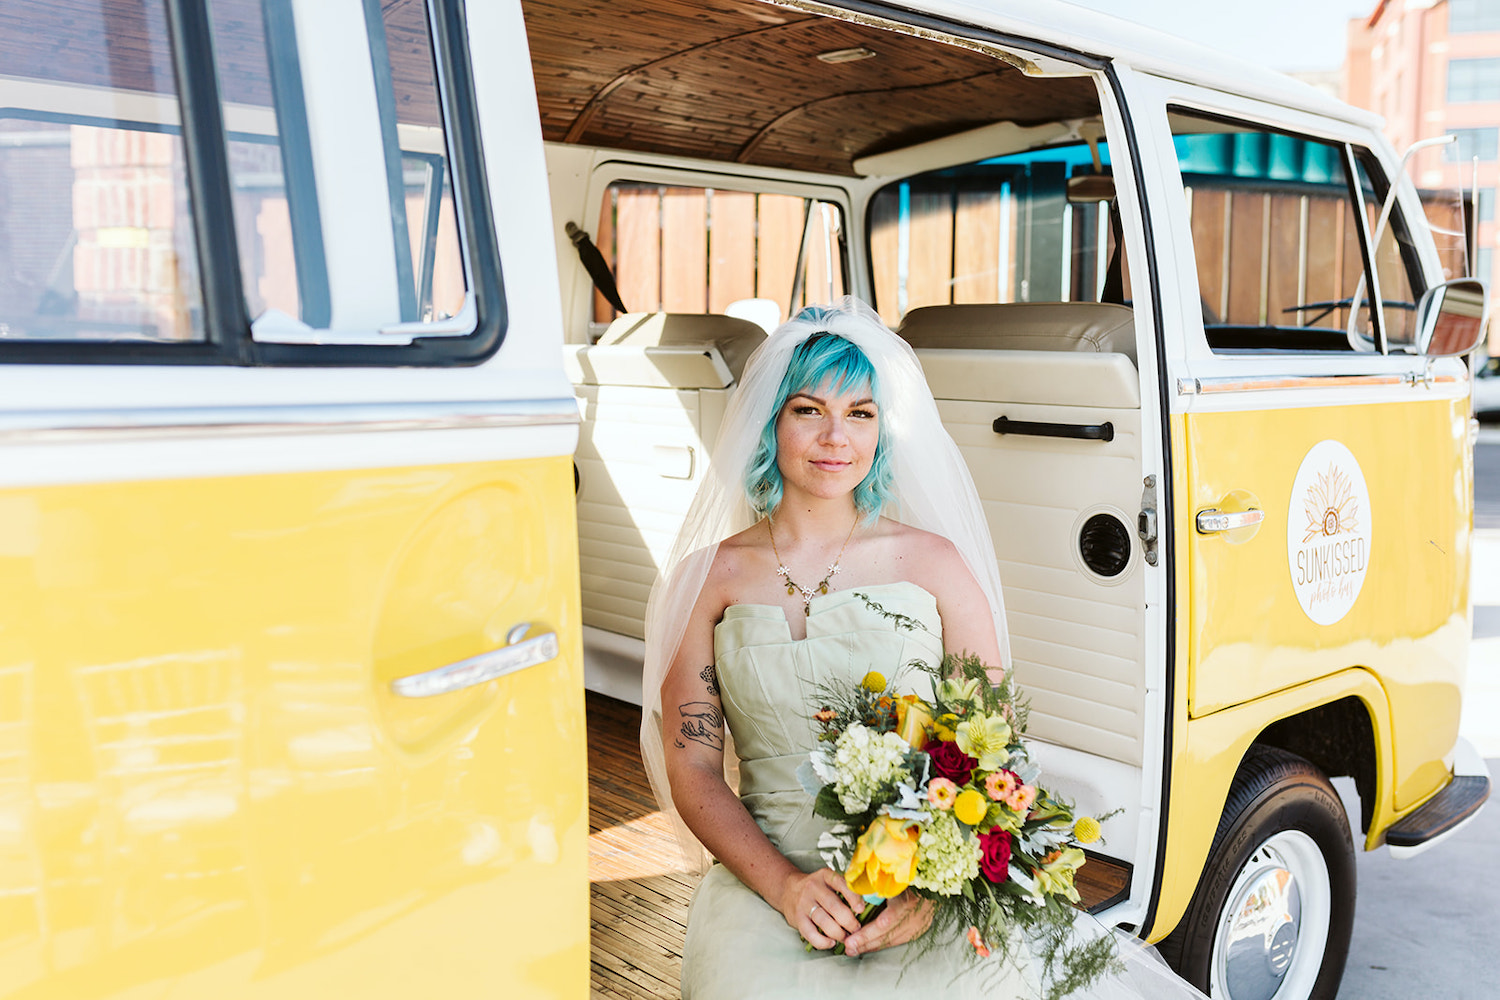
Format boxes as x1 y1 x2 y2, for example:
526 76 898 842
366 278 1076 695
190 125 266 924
679 581 1037 998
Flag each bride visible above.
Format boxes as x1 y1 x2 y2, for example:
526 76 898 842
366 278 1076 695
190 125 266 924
639 298 1206 999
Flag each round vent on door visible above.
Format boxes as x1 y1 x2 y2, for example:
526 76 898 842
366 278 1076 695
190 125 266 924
1079 513 1131 578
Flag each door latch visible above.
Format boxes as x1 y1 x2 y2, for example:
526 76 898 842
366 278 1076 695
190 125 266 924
1138 475 1159 567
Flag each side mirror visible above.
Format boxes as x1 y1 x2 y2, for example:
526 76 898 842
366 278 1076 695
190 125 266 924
1066 173 1115 203
1418 278 1489 357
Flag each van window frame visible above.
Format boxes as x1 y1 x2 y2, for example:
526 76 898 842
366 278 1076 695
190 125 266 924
1163 105 1413 358
0 0 505 368
574 160 855 339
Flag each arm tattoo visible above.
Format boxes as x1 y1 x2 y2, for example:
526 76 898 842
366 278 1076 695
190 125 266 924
676 701 725 750
700 664 719 696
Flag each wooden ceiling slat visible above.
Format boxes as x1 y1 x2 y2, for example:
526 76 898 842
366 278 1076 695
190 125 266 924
521 0 1102 175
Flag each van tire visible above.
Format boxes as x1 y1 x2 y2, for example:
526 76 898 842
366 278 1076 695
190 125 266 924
1157 745 1356 1000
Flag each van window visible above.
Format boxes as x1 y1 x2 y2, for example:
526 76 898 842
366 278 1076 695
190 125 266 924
208 0 471 338
867 142 1131 328
1353 152 1425 350
591 182 844 328
0 3 204 344
1 0 498 363
1171 114 1389 353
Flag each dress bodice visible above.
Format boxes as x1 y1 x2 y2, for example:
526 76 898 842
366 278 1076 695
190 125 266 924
713 581 944 862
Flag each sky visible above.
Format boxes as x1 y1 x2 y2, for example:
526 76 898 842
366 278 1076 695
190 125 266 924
1063 0 1379 74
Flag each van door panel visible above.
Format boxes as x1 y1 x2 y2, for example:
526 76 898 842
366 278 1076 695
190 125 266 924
0 456 587 998
1184 399 1468 810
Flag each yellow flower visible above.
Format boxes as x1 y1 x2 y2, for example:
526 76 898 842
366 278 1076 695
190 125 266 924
954 788 988 826
955 714 1012 771
1073 816 1101 844
845 817 921 898
932 713 960 742
895 695 934 749
1034 847 1085 902
861 671 888 693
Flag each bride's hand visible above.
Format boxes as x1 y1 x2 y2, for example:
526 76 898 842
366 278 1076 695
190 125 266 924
843 890 933 957
778 868 864 950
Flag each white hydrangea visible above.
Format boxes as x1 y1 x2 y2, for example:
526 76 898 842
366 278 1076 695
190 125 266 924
830 723 911 814
911 811 981 895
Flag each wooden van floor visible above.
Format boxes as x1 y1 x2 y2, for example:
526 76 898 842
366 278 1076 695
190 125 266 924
585 691 1131 999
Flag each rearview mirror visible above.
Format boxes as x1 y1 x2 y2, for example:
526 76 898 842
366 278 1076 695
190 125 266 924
1418 278 1489 357
1066 173 1115 203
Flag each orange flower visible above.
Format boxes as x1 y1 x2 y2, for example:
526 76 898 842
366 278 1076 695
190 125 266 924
966 926 991 958
845 817 921 898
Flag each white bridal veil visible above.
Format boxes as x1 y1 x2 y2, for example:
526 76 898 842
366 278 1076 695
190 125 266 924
639 296 1011 872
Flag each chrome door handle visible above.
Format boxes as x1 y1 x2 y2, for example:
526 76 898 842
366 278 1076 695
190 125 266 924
1196 508 1265 533
391 626 559 698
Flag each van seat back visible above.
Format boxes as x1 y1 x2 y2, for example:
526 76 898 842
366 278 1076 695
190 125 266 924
567 312 766 389
897 302 1136 364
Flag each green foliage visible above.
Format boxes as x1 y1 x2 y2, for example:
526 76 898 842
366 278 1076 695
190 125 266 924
812 785 857 822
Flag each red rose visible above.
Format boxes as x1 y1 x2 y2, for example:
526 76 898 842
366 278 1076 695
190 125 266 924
927 740 977 786
978 828 1012 883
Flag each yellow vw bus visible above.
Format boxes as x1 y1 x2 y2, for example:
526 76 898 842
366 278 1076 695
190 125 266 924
2 1 1492 999
533 2 1491 999
0 1 587 997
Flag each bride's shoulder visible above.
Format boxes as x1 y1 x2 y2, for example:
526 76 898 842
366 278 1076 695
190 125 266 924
878 519 963 569
701 523 774 591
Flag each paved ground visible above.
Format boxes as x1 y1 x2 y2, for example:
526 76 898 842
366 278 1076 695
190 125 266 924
1333 438 1500 999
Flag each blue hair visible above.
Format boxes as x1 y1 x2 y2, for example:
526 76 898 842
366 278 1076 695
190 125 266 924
745 329 895 521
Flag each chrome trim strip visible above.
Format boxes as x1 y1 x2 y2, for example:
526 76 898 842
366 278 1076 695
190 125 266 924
392 631 560 698
0 398 581 444
1177 373 1462 395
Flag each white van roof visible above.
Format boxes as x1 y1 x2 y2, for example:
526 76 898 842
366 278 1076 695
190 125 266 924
911 0 1379 129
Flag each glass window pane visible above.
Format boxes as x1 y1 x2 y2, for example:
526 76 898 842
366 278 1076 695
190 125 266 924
1171 119 1374 353
1355 156 1423 350
867 143 1131 328
206 0 470 334
591 182 844 330
1448 58 1500 102
1445 127 1499 163
0 1 204 344
1449 0 1500 33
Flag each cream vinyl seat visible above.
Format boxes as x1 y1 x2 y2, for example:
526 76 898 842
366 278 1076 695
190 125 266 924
897 301 1137 364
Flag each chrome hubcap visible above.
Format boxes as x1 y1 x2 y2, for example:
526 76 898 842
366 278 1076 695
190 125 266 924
1211 831 1329 1000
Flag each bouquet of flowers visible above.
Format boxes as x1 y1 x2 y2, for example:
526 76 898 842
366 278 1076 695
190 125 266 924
796 597 1120 998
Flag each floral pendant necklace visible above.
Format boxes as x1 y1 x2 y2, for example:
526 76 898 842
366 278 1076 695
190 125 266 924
767 515 858 614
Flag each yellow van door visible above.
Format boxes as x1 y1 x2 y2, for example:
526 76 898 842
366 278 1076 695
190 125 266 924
1167 113 1468 812
0 1 587 997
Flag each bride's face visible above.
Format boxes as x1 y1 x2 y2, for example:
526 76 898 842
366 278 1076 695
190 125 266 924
774 380 879 505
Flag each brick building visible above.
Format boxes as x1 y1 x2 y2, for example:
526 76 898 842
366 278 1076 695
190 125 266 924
1346 0 1500 302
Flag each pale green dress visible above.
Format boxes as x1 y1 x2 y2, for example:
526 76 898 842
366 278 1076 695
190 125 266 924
679 581 1034 999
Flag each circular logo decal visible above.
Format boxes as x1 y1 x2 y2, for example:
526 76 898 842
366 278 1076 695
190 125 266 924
1287 440 1372 626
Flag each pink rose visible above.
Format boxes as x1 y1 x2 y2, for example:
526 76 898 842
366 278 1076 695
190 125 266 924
978 828 1012 883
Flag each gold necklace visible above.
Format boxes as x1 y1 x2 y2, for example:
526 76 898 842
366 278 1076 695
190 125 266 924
768 516 858 614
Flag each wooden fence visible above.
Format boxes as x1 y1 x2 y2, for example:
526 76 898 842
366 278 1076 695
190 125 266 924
591 184 844 325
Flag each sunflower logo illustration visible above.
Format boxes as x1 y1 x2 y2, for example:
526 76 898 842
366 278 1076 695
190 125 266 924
1302 465 1360 544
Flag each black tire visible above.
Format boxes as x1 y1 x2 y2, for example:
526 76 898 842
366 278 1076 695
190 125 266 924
1157 745 1356 1000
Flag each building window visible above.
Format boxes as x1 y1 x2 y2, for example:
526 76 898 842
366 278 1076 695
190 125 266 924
1448 58 1500 102
1482 188 1497 223
1479 247 1494 283
1447 127 1500 162
1450 0 1500 33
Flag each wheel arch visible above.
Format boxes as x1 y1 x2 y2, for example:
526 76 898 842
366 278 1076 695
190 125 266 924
1256 695 1378 835
1147 667 1394 942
